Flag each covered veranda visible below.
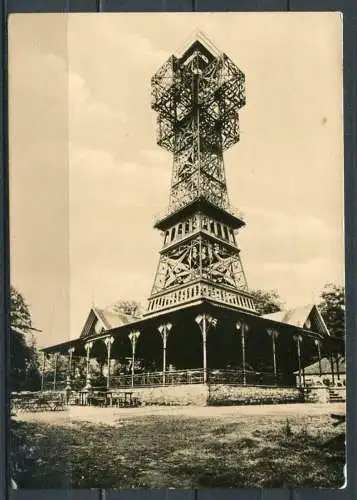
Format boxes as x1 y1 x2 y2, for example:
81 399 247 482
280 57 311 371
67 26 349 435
39 300 341 404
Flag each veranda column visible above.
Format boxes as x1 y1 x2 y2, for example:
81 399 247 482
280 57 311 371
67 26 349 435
40 351 46 391
335 353 341 381
65 347 75 391
330 354 335 385
314 339 322 377
158 323 172 386
104 336 114 390
267 329 279 383
195 313 217 384
68 347 75 375
84 341 93 389
52 352 59 391
128 331 140 388
236 321 249 385
293 334 303 387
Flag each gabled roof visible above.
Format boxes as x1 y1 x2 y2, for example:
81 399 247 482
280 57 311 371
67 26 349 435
94 308 141 329
263 304 329 336
295 356 346 375
80 307 141 338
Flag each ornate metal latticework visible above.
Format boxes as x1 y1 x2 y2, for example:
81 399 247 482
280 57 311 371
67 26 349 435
146 34 256 316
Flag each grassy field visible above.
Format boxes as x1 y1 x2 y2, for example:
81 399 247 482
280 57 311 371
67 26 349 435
10 405 345 489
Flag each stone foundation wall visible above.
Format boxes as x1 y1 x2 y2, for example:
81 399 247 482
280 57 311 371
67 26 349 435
303 386 346 403
112 384 209 406
105 384 345 406
303 387 329 403
208 385 303 405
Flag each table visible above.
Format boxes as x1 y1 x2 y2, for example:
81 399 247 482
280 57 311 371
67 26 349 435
107 391 134 407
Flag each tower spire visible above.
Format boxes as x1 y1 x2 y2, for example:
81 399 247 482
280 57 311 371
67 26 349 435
146 34 256 316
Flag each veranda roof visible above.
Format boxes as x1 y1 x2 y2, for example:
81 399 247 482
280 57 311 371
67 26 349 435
263 304 329 335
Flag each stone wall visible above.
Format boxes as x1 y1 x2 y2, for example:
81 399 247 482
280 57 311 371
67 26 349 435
208 384 304 405
303 386 329 403
112 384 209 406
109 383 344 406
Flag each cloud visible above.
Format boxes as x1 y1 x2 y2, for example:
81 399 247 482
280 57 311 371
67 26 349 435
69 71 127 122
68 17 169 70
140 148 170 166
69 146 169 207
68 71 127 151
239 207 342 265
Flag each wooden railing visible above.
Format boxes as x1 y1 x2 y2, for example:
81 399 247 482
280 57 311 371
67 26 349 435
147 281 256 314
208 369 286 387
109 369 287 388
41 369 291 392
109 369 205 388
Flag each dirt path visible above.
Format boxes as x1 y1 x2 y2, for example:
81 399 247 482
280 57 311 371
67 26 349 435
13 402 345 426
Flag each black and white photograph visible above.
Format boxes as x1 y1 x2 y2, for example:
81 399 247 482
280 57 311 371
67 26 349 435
8 12 345 489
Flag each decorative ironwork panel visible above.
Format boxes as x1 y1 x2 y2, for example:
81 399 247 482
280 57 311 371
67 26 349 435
200 238 247 289
152 233 247 294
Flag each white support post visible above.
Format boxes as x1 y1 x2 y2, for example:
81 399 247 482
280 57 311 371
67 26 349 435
53 353 59 391
314 339 322 377
236 321 249 385
68 347 75 377
66 347 75 391
104 336 115 390
267 329 279 382
158 323 172 386
293 334 303 387
40 351 46 391
195 313 217 384
84 341 93 389
128 331 140 388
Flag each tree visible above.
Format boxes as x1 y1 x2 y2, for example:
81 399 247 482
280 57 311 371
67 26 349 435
111 300 143 317
318 283 345 339
249 288 284 316
10 287 41 391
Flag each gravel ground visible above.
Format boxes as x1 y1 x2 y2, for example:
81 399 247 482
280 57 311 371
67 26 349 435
13 402 345 426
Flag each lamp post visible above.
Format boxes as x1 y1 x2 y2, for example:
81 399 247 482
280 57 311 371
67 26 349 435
236 321 249 385
195 313 217 384
293 334 303 387
267 329 279 382
314 339 322 377
158 323 172 386
128 331 140 388
104 336 115 390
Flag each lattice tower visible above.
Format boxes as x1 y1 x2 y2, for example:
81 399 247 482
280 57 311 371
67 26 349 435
146 35 257 316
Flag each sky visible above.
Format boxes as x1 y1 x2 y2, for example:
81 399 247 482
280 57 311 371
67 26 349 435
8 13 344 348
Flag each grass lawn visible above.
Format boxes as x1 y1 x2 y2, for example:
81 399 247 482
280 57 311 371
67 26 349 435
10 406 345 489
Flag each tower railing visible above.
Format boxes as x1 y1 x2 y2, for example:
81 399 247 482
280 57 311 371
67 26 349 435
153 202 245 226
147 281 256 314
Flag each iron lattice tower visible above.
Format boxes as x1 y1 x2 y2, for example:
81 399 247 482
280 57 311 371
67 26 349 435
146 35 256 316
